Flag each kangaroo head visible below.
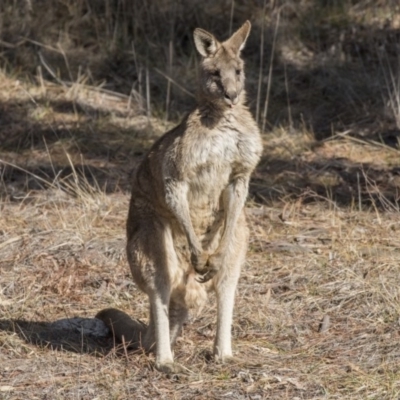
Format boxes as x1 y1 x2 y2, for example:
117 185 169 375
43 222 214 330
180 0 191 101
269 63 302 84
193 21 251 108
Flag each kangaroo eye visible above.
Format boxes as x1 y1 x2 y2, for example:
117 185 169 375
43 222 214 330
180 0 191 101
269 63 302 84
236 69 241 75
211 70 220 78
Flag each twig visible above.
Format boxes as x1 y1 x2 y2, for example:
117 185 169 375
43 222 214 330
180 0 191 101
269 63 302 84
154 68 195 98
336 132 400 154
0 158 55 189
318 315 330 333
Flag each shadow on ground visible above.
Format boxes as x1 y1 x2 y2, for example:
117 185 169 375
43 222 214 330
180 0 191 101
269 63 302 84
253 153 400 209
1 92 400 210
0 96 153 197
0 317 114 355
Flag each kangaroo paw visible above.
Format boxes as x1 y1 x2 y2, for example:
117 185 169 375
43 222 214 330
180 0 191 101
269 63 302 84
195 267 218 283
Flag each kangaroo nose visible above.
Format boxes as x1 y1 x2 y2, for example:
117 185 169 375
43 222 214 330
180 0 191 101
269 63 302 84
224 90 238 104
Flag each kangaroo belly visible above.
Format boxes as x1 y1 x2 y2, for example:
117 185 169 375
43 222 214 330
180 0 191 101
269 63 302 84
187 163 230 230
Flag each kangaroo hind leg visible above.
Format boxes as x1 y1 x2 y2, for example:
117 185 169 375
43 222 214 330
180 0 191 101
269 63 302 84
127 218 186 373
213 218 248 363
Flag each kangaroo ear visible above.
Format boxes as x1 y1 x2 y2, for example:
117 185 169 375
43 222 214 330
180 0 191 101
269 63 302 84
193 28 220 57
227 20 251 54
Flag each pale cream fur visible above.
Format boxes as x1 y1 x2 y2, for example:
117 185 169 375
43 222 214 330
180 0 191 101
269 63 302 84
96 20 262 374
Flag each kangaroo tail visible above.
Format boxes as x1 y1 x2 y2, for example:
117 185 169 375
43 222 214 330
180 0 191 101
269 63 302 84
95 308 147 349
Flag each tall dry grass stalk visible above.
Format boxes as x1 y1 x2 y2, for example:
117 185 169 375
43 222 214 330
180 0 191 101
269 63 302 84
256 0 267 125
261 10 280 134
382 55 400 132
229 0 235 36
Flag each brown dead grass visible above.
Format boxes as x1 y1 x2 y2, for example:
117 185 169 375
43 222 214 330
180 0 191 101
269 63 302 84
2 0 400 137
2 177 400 399
1 70 400 399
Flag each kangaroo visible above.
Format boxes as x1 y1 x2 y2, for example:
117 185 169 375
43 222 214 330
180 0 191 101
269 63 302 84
96 20 262 374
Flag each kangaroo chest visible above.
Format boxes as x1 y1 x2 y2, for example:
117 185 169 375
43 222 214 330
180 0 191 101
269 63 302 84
185 129 239 185
183 124 258 210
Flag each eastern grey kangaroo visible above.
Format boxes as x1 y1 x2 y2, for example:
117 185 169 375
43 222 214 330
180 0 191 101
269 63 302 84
96 20 262 374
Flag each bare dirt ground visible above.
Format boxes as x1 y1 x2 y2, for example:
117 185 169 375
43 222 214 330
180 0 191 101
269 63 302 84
1 72 400 400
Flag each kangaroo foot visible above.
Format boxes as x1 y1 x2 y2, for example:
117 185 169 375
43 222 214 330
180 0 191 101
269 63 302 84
155 361 188 375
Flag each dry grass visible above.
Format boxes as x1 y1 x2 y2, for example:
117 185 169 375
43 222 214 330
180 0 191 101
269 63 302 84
1 0 400 136
1 71 400 399
1 1 400 398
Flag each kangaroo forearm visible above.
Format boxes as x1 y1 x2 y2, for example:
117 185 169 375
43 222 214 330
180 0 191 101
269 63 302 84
164 179 202 251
